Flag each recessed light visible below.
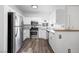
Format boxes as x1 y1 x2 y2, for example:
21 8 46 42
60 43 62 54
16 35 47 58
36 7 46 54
31 5 38 9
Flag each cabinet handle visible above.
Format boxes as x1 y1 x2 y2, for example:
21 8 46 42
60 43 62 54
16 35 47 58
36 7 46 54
59 34 62 39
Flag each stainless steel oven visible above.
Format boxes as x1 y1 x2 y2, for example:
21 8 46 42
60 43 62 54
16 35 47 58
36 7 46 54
30 21 38 38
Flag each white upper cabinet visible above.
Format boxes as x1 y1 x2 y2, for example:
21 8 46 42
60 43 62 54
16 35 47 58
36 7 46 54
56 6 66 26
67 6 79 29
56 5 79 29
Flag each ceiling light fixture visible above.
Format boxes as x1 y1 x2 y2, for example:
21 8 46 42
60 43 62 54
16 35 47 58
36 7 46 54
31 5 38 9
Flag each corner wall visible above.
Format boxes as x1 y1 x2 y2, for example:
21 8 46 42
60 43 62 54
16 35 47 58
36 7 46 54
0 5 5 52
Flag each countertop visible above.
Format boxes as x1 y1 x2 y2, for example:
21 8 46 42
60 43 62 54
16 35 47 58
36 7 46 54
23 25 79 32
54 29 79 32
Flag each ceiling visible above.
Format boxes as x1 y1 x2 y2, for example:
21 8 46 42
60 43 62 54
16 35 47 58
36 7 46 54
15 5 66 17
16 5 56 16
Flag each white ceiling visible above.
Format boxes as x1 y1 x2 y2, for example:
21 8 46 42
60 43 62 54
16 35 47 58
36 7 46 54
15 5 66 17
16 5 56 16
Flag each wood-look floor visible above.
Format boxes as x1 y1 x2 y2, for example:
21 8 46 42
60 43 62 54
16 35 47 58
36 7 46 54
18 38 54 53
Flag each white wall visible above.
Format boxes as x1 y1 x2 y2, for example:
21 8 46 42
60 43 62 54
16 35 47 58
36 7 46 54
0 6 5 52
8 5 24 16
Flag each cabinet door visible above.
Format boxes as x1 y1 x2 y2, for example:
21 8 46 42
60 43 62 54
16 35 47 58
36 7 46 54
67 6 79 29
55 32 62 52
51 33 56 51
39 29 47 39
56 9 66 25
49 32 68 53
48 32 53 50
48 32 56 52
55 32 67 53
56 6 66 26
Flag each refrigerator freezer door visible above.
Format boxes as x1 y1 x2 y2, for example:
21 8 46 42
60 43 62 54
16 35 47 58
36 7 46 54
13 14 23 27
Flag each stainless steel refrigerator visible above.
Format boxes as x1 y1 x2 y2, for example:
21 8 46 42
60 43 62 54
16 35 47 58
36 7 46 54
8 12 23 53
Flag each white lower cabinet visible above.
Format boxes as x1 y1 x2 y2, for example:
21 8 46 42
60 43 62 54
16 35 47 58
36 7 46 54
39 29 47 39
49 32 56 52
49 31 79 53
49 32 68 53
55 32 67 53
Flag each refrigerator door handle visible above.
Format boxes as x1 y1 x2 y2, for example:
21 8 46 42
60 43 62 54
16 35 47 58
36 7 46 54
15 33 17 37
15 28 18 37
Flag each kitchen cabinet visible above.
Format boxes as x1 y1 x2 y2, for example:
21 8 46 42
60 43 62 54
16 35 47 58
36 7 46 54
48 31 69 53
38 28 48 39
55 31 79 53
66 6 79 29
54 32 67 53
49 31 79 53
48 32 65 53
48 32 56 52
56 6 66 26
56 6 79 29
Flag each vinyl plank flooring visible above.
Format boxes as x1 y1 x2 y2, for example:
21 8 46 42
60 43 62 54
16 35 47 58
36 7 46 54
18 38 54 53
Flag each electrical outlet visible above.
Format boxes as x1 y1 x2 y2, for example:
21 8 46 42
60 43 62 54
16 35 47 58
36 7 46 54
68 49 71 53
